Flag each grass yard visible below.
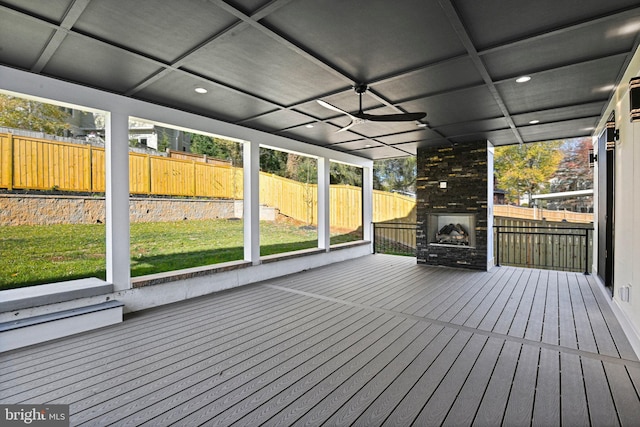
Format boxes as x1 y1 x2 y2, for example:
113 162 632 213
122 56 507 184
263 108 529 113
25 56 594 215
0 219 361 290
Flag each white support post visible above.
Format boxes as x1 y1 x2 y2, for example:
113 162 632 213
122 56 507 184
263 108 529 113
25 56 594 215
487 141 495 269
362 164 374 243
317 157 331 251
244 140 260 264
105 111 131 290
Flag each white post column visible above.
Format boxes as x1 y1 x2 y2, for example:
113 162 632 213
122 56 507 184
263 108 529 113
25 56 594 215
362 164 374 244
244 140 260 264
105 111 131 290
317 157 331 251
487 142 495 269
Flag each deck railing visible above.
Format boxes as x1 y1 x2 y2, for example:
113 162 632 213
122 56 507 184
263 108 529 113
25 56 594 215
372 222 418 256
373 222 594 274
494 225 593 274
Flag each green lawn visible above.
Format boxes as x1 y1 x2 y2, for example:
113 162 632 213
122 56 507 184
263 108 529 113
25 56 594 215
0 219 361 290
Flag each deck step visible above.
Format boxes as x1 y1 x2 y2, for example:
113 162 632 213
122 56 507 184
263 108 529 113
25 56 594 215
0 300 124 352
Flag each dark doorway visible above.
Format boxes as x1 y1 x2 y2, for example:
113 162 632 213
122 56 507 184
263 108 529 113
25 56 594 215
597 117 615 296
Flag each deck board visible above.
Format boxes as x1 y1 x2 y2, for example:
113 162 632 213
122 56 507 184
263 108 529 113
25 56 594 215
78 309 382 425
576 274 619 357
558 271 579 349
412 334 489 426
472 340 522 426
1 289 304 388
32 300 352 407
381 330 474 426
263 321 431 427
541 270 560 346
492 268 532 335
445 267 509 325
1 254 638 426
584 275 639 360
531 348 560 426
295 324 444 427
582 358 620 426
508 268 541 338
568 273 599 352
441 336 504 426
560 353 590 426
523 269 547 342
502 343 539 426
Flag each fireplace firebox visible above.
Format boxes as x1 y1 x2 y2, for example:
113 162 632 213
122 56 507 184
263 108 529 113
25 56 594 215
428 213 476 248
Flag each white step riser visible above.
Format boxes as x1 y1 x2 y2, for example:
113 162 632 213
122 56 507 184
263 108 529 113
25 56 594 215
1 305 123 352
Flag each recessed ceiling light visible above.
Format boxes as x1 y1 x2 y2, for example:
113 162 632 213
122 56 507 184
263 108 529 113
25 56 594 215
365 144 372 148
610 21 640 37
305 124 314 128
516 76 531 83
529 119 540 124
194 87 208 94
594 84 615 93
417 123 427 127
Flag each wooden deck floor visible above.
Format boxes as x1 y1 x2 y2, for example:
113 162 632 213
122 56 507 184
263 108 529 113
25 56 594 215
1 254 639 426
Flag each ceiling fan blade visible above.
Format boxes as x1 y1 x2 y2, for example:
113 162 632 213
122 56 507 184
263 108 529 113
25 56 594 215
355 112 426 122
336 120 357 133
317 99 354 118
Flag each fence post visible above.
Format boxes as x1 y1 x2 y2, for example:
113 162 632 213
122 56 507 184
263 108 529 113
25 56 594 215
372 223 377 254
146 154 152 194
87 144 93 192
192 160 197 196
8 133 14 191
495 226 501 267
584 228 590 275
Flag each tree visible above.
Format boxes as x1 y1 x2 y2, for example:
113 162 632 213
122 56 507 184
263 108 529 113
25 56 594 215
259 148 288 175
286 154 317 184
190 134 243 166
0 94 71 136
548 138 593 212
373 157 416 194
330 162 362 186
494 141 564 206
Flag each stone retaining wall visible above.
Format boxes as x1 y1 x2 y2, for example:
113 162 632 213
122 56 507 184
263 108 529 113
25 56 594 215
0 194 261 226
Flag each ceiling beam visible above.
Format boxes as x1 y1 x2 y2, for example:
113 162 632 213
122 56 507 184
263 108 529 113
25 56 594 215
31 0 92 73
209 0 355 86
437 0 524 145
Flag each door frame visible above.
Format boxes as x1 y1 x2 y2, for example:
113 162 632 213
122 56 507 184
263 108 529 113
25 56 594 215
596 114 615 295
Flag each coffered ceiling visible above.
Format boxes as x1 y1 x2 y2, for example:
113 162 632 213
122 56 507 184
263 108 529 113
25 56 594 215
1 0 639 159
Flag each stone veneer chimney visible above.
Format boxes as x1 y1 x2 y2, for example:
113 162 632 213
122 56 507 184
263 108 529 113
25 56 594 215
416 140 494 270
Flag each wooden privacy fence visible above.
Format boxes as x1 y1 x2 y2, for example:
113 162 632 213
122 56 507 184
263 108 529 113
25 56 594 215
0 133 418 229
494 204 593 223
494 217 593 273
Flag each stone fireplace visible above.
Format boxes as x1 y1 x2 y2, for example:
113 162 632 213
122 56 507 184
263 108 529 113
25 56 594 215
416 140 494 270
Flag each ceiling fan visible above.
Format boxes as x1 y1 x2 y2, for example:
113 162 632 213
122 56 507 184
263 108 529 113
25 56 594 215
317 83 426 132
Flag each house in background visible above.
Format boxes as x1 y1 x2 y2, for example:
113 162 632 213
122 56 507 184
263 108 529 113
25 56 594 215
128 122 192 152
